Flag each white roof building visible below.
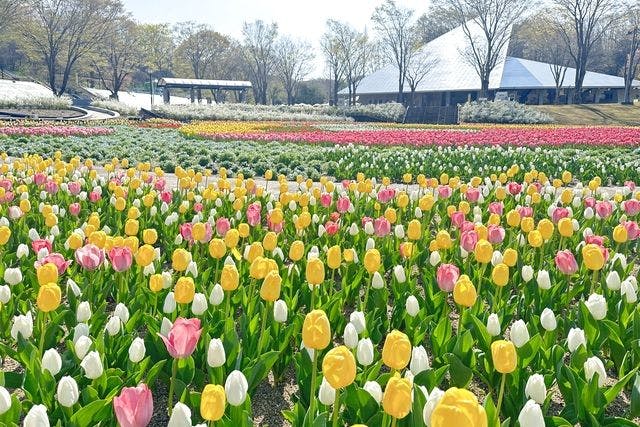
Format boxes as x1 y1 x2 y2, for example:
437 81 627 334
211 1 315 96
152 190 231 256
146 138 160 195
342 21 638 106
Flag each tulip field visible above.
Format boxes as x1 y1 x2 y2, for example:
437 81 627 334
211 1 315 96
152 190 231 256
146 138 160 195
0 120 638 427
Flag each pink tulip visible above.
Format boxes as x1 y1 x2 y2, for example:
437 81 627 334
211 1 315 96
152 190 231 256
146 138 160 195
109 246 133 272
34 173 47 186
113 383 153 427
518 206 534 218
32 239 52 254
555 250 578 275
193 202 203 213
488 202 504 215
341 180 351 190
69 203 81 217
595 201 613 219
507 182 522 195
377 188 395 203
160 191 172 204
437 264 460 292
0 179 12 191
437 186 452 199
320 193 332 208
159 318 202 359
247 203 262 226
487 225 505 244
44 180 58 194
89 191 101 203
460 230 478 252
450 211 465 229
624 221 640 240
373 217 391 237
336 196 350 214
215 217 231 237
68 182 81 195
551 207 570 223
8 206 22 219
624 181 636 191
583 197 596 209
585 235 605 247
36 253 72 274
361 217 373 228
179 223 193 242
466 188 480 203
154 178 166 191
325 221 339 236
623 200 640 217
76 244 104 271
460 221 475 233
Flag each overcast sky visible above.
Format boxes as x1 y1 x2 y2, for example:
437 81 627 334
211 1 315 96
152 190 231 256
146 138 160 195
122 0 431 77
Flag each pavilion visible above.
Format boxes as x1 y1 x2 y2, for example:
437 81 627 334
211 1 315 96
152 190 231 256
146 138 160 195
156 78 252 104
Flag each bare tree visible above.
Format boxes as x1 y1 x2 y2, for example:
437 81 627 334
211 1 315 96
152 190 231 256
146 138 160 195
274 37 314 105
552 0 620 103
91 19 140 100
619 5 640 104
242 20 278 104
414 4 460 44
321 21 346 106
138 23 174 77
405 34 439 105
371 0 415 104
18 0 123 96
174 23 231 80
0 0 21 34
436 0 529 98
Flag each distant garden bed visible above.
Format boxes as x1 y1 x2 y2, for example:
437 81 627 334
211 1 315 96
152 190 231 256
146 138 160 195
459 100 554 124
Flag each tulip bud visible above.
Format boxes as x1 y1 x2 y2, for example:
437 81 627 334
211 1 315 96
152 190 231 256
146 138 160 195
409 345 430 375
429 251 441 266
518 400 544 427
621 279 638 303
191 293 208 315
163 292 176 313
567 327 586 352
525 374 547 404
42 348 62 376
486 313 501 336
56 376 79 407
16 244 29 259
225 370 248 406
491 340 517 373
509 320 530 348
356 338 374 366
105 316 121 336
128 337 146 363
74 335 92 360
364 380 383 404
23 404 48 427
76 301 92 322
160 317 173 336
114 303 130 324
606 271 621 291
318 377 336 405
405 295 419 317
349 311 366 333
540 308 557 331
521 265 534 282
209 284 224 306
11 311 33 341
273 299 288 323
585 293 607 320
0 386 10 415
3 267 22 285
584 356 607 387
343 323 358 349
423 387 444 426
80 351 104 379
0 285 9 304
536 270 551 290
168 402 192 427
207 338 226 368
371 271 385 289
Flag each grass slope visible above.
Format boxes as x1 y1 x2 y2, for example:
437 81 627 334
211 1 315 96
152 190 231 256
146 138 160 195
534 104 640 126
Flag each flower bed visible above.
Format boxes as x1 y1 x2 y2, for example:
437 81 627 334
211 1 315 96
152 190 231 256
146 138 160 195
0 155 638 426
0 125 113 137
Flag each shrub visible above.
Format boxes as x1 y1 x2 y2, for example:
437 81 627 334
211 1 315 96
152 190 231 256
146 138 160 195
91 99 140 117
459 100 554 124
0 96 73 110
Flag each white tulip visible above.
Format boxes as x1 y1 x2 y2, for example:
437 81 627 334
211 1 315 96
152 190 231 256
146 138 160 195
518 400 544 427
56 376 79 407
225 370 248 406
16 243 29 259
525 374 547 404
393 265 406 283
0 386 10 415
584 207 594 219
162 271 173 289
567 327 586 352
491 250 503 266
23 404 49 427
621 279 638 303
128 337 146 363
161 317 173 336
105 316 121 336
371 271 385 289
186 261 198 278
167 402 192 427
11 311 33 340
207 338 226 368
163 292 176 313
540 308 557 331
405 296 420 317
0 285 10 304
486 313 501 336
349 311 366 333
273 299 288 323
429 251 441 266
67 279 81 297
356 338 374 366
364 221 374 235
209 284 224 306
3 267 22 285
423 387 445 426
41 348 62 376
584 356 607 387
363 380 383 404
536 270 551 290
73 323 90 344
343 323 358 349
80 351 104 379
521 265 534 282
585 293 607 320
76 301 92 322
605 271 621 291
510 320 530 348
348 223 359 235
318 377 336 405
410 346 430 375
191 293 208 315
394 224 405 238
114 303 130 324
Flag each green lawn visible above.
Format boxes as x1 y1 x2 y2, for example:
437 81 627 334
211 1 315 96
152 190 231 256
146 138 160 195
534 104 640 126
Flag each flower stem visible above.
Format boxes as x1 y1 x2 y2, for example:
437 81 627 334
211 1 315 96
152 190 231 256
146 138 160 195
391 417 397 427
308 349 318 423
225 291 231 319
168 358 178 415
496 372 507 417
38 312 47 356
256 302 269 355
331 388 341 427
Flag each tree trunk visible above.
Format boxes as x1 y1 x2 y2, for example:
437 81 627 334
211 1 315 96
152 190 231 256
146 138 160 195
397 78 403 104
554 85 561 105
479 78 490 100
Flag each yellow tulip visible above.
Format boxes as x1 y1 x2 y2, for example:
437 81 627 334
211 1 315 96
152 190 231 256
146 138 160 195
431 388 487 427
37 263 58 286
527 230 543 248
613 224 628 243
263 232 277 252
453 275 477 307
558 218 573 238
289 240 305 261
220 264 239 291
407 219 422 240
174 277 195 304
224 229 239 248
208 239 226 259
37 282 61 312
491 340 517 374
502 248 518 267
149 274 163 292
135 244 155 267
474 240 492 264
363 249 381 274
246 242 264 263
382 374 412 419
260 270 281 302
326 245 342 270
582 244 605 271
491 263 509 287
322 345 356 389
306 258 325 286
302 310 331 350
172 248 192 272
142 228 158 245
382 330 411 370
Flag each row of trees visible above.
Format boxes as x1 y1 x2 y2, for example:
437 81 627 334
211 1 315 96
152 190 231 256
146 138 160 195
1 0 639 104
